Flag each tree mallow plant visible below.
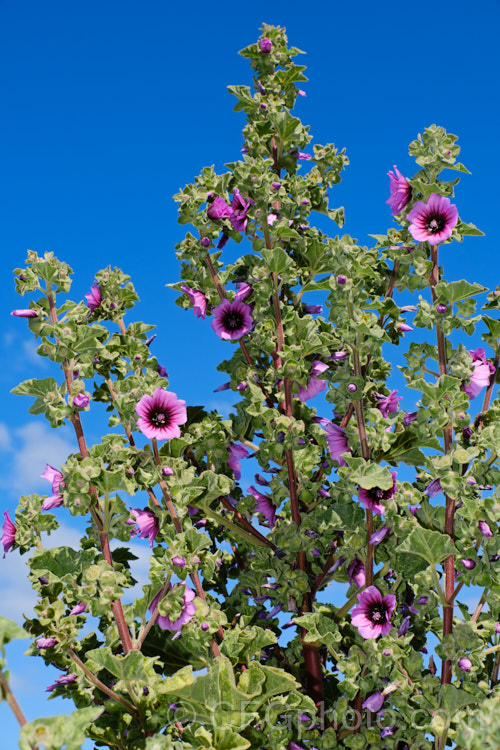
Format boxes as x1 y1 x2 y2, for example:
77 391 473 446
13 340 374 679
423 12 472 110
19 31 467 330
2 22 499 750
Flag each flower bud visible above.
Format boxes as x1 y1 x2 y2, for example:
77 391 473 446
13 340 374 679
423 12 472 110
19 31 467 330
436 303 448 314
337 275 347 285
259 38 273 53
458 657 472 672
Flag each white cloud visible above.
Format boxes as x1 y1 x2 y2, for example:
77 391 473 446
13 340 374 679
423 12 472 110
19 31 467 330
0 421 75 492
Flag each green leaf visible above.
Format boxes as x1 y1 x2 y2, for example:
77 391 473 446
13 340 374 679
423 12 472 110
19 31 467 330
19 706 101 750
30 547 96 583
436 279 487 304
0 616 28 649
86 647 158 683
262 246 294 274
342 457 394 490
439 684 479 715
11 377 58 398
396 527 455 566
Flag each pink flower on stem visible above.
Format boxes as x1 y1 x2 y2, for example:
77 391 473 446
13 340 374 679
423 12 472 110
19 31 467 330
313 417 351 466
45 674 77 692
135 388 187 440
41 464 65 511
407 193 458 245
207 196 233 220
126 508 159 547
11 309 38 318
348 558 366 588
373 390 402 418
297 361 329 402
234 282 253 302
248 486 276 529
181 285 207 319
1 511 16 556
386 166 412 215
227 443 249 480
73 393 90 409
351 585 396 639
462 348 495 399
36 637 57 648
211 299 253 341
358 473 397 516
149 584 197 632
362 691 385 713
69 602 86 616
84 282 102 312
230 189 254 232
259 38 273 53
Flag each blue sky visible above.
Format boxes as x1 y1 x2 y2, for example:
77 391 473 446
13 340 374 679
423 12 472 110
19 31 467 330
1 0 499 745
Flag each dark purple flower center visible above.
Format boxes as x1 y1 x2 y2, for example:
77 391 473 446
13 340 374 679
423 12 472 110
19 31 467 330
223 311 244 331
368 486 391 502
368 602 388 623
426 212 446 234
149 407 171 428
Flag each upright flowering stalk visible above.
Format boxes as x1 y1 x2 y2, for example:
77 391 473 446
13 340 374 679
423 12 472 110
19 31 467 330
135 388 187 440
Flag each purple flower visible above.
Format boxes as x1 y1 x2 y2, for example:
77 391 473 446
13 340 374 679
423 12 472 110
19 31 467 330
181 284 207 319
271 182 281 190
313 417 351 465
200 237 210 248
373 390 402 418
409 505 420 516
157 365 168 378
304 305 323 315
149 584 197 632
254 473 270 486
380 726 397 738
85 282 102 312
358 473 397 516
298 361 329 402
135 388 187 440
337 275 347 285
41 464 65 511
297 89 306 97
386 166 412 215
230 189 253 232
425 478 442 498
458 657 472 672
211 299 253 341
330 349 348 361
362 691 385 713
404 411 418 426
348 558 366 588
478 520 493 538
461 558 476 570
462 348 495 399
11 308 38 318
259 38 273 53
214 382 230 392
126 508 159 547
207 196 233 220
351 586 396 639
291 151 312 160
172 556 186 568
370 526 391 545
200 621 210 631
162 466 174 477
73 393 90 409
398 323 413 333
227 443 249 480
69 602 86 615
234 282 253 302
436 303 448 314
398 616 410 637
36 637 57 648
45 674 77 691
407 193 459 245
248 486 276 529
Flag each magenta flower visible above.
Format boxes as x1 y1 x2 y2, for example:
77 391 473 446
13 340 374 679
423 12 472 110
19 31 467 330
298 361 329 402
181 284 207 319
370 526 391 545
424 478 442 498
69 602 86 616
126 508 159 547
351 585 396 639
45 673 77 692
41 464 65 511
386 166 412 215
461 558 476 570
407 193 459 245
259 38 273 52
211 299 253 341
149 584 197 632
1 511 16 557
172 555 186 568
230 189 254 232
135 388 187 440
358 473 397 516
248 486 276 529
85 282 102 312
404 411 418 426
373 390 402 418
348 558 366 588
234 282 253 302
207 196 233 220
462 348 495 399
313 417 351 466
227 443 249 480
11 308 38 318
362 691 385 713
304 305 323 315
73 393 90 409
36 637 57 648
478 520 493 538
458 657 472 672
291 151 312 160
